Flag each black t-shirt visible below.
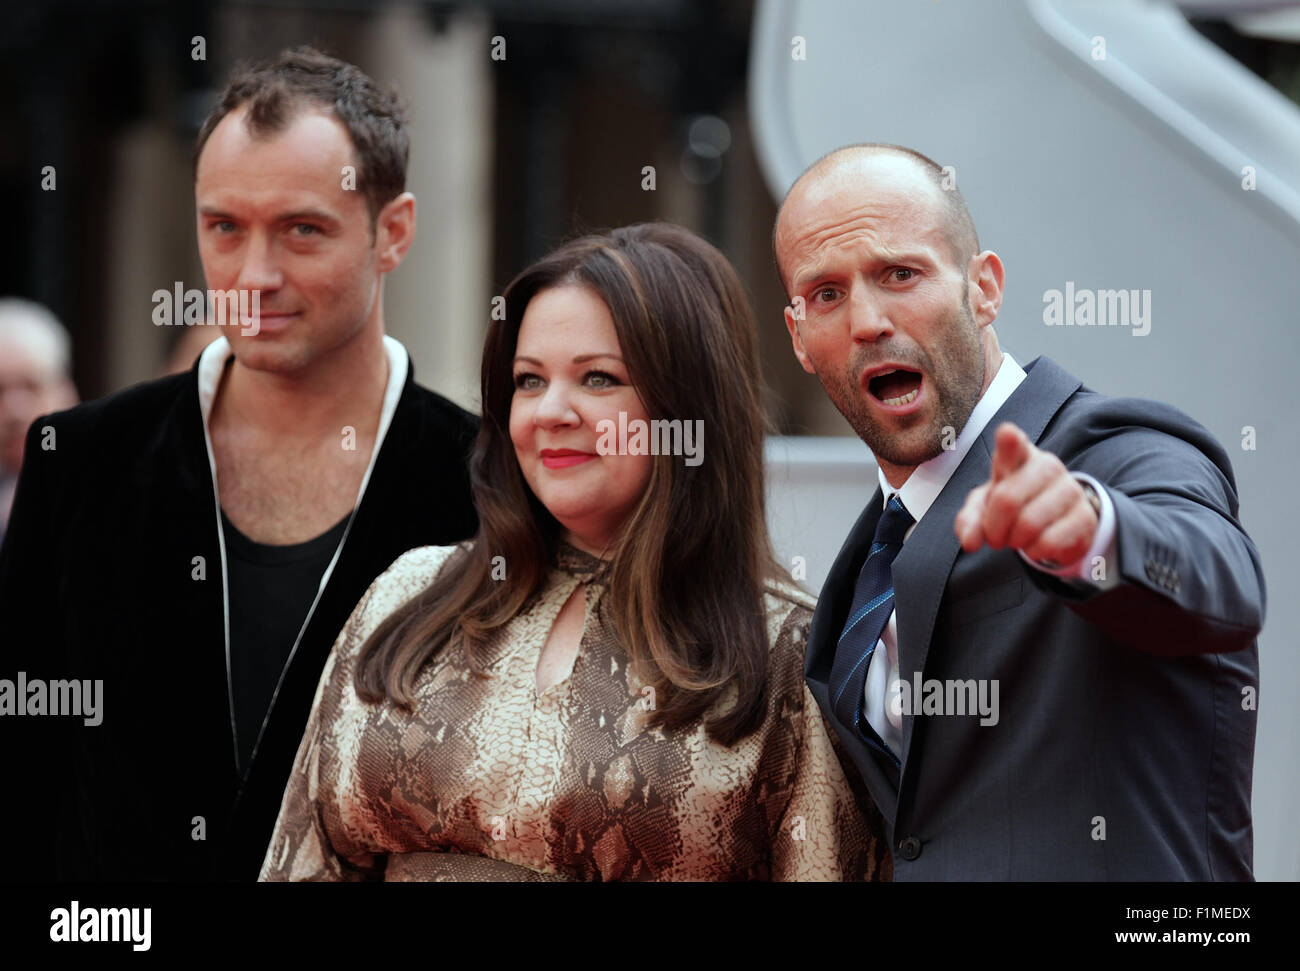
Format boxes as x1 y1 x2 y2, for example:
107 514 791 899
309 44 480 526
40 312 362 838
222 509 351 773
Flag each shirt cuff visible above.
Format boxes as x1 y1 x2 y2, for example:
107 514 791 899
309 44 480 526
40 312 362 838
1018 472 1119 590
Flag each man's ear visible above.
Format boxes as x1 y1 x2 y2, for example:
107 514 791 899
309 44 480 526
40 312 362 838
375 192 416 273
784 303 816 374
967 250 1005 328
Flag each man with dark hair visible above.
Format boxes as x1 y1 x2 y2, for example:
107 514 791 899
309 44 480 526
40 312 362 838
194 46 409 228
0 47 478 880
776 143 1263 879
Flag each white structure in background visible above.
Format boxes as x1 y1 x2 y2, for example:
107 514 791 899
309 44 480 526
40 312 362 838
765 436 877 595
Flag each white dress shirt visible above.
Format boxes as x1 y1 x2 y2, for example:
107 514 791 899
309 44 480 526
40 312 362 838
862 352 1118 758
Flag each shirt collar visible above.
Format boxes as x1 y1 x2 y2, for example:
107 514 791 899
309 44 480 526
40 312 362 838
878 351 1026 521
555 540 612 584
196 334 409 440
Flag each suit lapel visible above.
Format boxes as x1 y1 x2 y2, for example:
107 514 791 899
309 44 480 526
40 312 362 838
996 356 1081 445
891 435 993 772
893 355 1082 778
145 365 241 786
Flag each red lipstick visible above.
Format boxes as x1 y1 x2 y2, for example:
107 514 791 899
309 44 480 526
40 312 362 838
540 448 595 469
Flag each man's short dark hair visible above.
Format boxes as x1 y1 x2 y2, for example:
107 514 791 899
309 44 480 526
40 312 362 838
194 46 408 224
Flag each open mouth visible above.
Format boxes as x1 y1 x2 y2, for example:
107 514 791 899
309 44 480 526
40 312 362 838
867 368 923 407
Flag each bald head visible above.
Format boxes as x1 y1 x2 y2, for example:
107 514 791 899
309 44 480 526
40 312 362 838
0 298 78 473
774 144 979 295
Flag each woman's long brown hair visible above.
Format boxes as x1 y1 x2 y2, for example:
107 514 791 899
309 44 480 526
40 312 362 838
355 222 783 745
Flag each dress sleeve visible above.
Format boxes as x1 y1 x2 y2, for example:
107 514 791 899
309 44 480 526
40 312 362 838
257 640 367 881
769 612 893 882
259 544 464 881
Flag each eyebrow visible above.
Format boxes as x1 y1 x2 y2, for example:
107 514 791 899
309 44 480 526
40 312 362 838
792 249 935 289
513 353 624 366
279 209 341 225
792 263 833 290
197 206 341 224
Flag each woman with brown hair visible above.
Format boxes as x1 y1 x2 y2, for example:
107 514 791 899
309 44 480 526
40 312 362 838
260 222 891 881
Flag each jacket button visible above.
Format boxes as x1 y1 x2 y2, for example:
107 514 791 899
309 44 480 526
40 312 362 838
897 836 922 861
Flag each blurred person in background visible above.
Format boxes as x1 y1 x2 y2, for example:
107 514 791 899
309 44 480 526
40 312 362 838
0 298 78 547
0 47 478 881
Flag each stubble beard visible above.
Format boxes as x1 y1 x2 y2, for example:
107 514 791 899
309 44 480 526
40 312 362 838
821 301 986 470
229 281 376 378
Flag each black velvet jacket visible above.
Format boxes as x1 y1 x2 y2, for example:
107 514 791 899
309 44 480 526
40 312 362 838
0 350 478 880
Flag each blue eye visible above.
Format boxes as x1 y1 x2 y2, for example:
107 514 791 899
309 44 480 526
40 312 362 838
585 370 621 389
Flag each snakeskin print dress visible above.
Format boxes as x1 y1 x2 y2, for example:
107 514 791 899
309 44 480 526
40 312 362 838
259 542 892 881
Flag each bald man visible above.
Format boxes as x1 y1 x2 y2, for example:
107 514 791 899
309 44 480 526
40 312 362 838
775 144 1263 880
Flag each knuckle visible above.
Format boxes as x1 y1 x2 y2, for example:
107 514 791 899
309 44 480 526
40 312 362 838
987 487 1018 520
1018 505 1049 541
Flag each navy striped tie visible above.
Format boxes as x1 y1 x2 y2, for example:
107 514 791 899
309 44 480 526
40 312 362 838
829 495 914 755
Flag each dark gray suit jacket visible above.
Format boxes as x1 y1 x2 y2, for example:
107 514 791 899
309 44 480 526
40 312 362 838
805 356 1264 880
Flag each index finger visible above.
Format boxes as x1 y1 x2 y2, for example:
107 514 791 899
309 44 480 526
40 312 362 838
990 422 1032 484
